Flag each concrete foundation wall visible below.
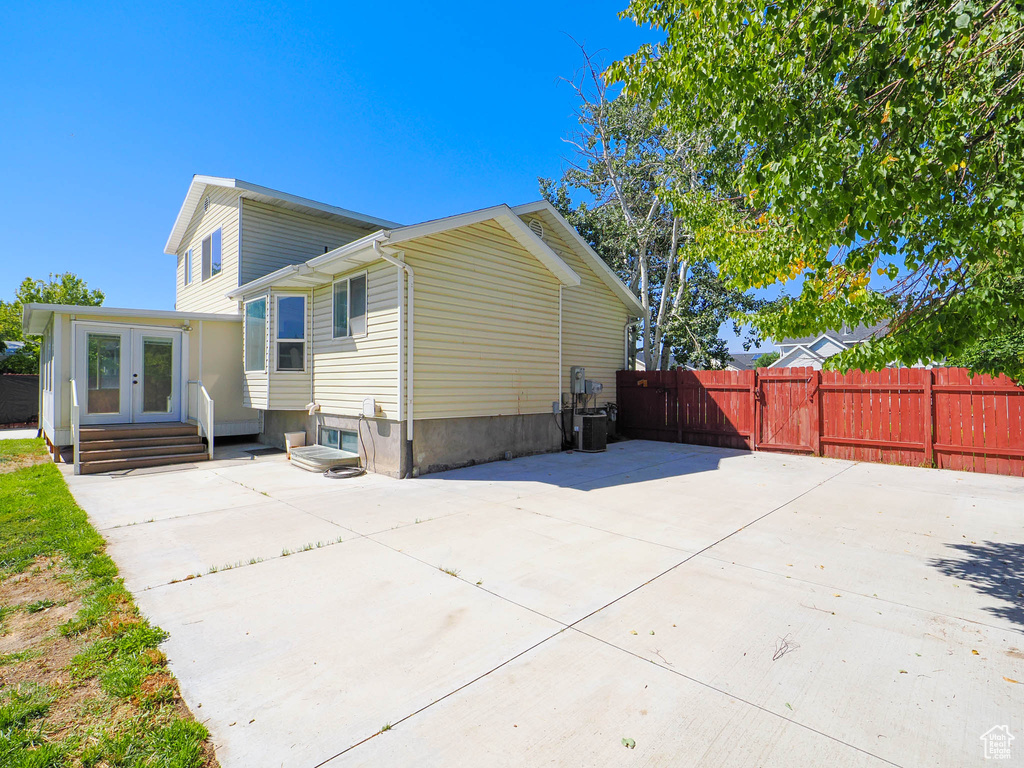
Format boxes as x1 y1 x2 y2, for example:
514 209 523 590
262 411 563 478
261 410 408 478
412 413 561 476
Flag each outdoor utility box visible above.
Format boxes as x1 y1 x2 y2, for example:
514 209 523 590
570 366 586 394
575 412 607 453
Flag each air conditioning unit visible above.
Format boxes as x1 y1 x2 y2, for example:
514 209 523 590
574 412 607 453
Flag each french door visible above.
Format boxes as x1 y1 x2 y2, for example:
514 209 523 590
75 325 182 424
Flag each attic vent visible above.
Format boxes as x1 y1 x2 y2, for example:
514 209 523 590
203 197 210 212
528 219 544 238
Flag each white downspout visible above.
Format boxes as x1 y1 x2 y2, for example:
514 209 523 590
374 239 414 450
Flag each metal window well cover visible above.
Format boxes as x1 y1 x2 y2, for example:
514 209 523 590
289 445 360 472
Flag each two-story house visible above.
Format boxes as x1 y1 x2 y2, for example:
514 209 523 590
24 176 643 476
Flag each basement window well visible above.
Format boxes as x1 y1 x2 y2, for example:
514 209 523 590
319 427 357 453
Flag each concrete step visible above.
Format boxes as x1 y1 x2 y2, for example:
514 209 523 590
78 434 204 451
79 443 208 462
79 451 210 475
80 423 198 442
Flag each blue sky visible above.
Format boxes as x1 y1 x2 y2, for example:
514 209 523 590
1 1 769 352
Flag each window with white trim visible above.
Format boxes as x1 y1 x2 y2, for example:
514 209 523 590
202 228 222 280
276 295 306 371
244 298 267 372
184 248 193 285
332 273 367 338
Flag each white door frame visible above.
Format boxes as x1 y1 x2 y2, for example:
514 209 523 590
73 323 184 425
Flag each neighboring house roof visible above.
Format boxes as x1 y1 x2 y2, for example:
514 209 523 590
22 304 240 336
772 344 826 368
164 176 402 255
727 353 760 371
777 321 889 348
0 340 25 357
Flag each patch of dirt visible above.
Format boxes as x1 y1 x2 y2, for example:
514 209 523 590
0 559 80 654
0 557 219 766
0 450 51 474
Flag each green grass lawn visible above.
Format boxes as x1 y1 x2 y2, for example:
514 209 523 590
0 438 215 767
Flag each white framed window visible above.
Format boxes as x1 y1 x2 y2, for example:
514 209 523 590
202 228 222 280
244 297 267 372
319 426 357 453
184 248 193 285
275 294 306 372
332 272 367 338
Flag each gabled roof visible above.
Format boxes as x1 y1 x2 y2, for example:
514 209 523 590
778 322 889 347
512 200 645 316
770 343 825 368
226 204 581 300
164 176 401 255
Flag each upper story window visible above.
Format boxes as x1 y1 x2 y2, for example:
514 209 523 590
202 228 222 280
184 248 193 285
276 295 306 372
332 273 367 338
244 297 267 372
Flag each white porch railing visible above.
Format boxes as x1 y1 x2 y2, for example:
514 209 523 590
196 382 215 460
70 378 81 475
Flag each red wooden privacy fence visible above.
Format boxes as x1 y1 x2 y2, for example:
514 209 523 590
616 367 1024 477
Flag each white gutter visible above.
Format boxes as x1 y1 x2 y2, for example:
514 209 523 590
373 238 415 451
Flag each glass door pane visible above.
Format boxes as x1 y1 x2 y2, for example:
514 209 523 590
86 333 122 415
140 337 174 413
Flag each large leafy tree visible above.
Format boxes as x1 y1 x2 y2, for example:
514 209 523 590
611 0 1024 378
547 50 766 369
0 273 104 372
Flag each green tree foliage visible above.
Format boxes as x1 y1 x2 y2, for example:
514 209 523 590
753 350 781 368
0 273 104 373
546 50 766 369
611 0 1024 378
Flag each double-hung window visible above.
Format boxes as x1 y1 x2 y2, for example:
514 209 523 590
184 248 193 285
332 273 367 338
244 298 267 372
202 228 222 280
276 295 306 371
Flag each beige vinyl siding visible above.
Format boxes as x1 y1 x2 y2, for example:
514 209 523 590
175 186 242 315
266 290 312 410
311 262 400 418
240 199 378 283
403 221 560 420
522 211 631 403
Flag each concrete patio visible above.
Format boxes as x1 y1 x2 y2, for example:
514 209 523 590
64 440 1024 767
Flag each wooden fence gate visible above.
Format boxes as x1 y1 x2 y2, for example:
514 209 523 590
616 367 1024 477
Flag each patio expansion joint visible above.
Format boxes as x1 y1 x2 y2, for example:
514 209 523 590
696 550 1020 636
319 460 875 767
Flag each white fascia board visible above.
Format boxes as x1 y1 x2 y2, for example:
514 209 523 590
512 200 646 316
164 175 402 255
770 343 824 368
22 303 240 336
383 204 580 287
809 332 850 351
